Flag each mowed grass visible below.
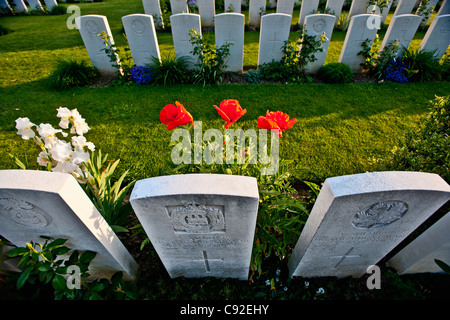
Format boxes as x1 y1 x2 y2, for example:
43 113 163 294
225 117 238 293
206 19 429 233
0 0 449 184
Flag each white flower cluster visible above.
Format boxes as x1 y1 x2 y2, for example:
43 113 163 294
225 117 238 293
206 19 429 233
15 107 95 183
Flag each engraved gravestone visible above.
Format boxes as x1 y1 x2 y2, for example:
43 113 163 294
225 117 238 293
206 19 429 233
142 0 164 28
299 0 319 25
0 170 138 280
224 0 241 13
258 13 292 66
129 174 259 280
122 14 161 66
215 13 245 72
248 0 266 27
276 0 295 17
76 15 120 75
416 0 439 25
379 14 422 55
419 14 450 61
170 0 189 14
348 0 370 17
288 171 450 278
437 0 450 16
170 13 201 69
338 14 380 72
27 0 43 11
197 0 215 27
12 0 28 13
387 211 450 274
325 0 345 25
43 0 58 11
393 0 417 16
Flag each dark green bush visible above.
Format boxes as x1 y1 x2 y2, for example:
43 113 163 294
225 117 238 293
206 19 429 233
401 48 442 82
379 96 449 182
48 60 98 90
317 63 353 83
258 60 294 83
147 54 192 85
49 5 67 15
0 24 12 36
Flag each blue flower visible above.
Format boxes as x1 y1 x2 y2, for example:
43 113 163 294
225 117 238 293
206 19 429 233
130 66 153 86
384 59 408 83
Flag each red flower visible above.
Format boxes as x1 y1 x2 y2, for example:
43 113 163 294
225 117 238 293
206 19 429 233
257 111 296 137
160 101 194 130
214 99 247 129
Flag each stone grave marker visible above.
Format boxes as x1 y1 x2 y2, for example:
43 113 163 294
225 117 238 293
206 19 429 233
248 0 266 27
129 174 259 280
0 0 12 13
224 0 241 13
43 0 58 11
170 13 201 69
197 0 215 27
258 13 292 66
325 0 345 25
437 0 450 15
170 0 189 14
142 0 164 28
303 13 336 73
416 0 439 25
380 0 394 24
0 170 138 280
288 171 450 278
215 13 245 72
299 0 319 25
276 0 295 17
387 211 450 274
12 0 28 13
379 14 422 55
348 0 370 17
393 0 417 16
76 15 120 75
27 0 43 11
419 14 450 60
122 14 161 66
338 14 380 72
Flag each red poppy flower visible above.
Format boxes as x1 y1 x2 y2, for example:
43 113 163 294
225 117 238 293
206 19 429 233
160 101 194 130
257 110 296 137
214 99 247 129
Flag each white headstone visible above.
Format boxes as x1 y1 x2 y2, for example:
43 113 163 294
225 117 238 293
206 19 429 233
122 14 161 67
387 212 450 274
325 0 345 25
12 0 28 13
288 171 450 278
380 0 394 23
197 0 215 27
393 0 417 16
0 0 12 13
304 14 336 73
248 0 266 27
142 0 164 28
258 13 292 66
129 174 259 280
170 0 189 14
277 0 295 16
215 13 245 72
27 0 43 11
348 0 370 17
0 170 138 281
299 0 319 25
76 15 120 75
170 13 201 69
338 14 380 72
43 0 58 11
224 0 241 12
419 14 450 60
379 14 422 55
416 0 439 25
437 0 450 15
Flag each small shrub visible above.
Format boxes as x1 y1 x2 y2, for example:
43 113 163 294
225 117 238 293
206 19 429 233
258 60 294 82
49 5 66 15
48 60 98 90
401 47 442 82
243 69 263 84
317 63 353 83
147 54 192 85
0 24 12 36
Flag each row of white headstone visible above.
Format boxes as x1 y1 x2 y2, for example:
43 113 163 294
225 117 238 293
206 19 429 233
143 0 449 28
0 170 449 280
76 10 450 76
0 0 58 13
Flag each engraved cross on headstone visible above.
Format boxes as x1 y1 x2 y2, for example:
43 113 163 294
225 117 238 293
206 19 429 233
191 251 224 273
267 32 282 53
330 247 361 268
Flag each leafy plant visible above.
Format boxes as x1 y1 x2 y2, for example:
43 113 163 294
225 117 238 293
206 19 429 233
401 47 442 82
0 24 13 36
258 60 294 83
243 69 263 84
435 259 450 274
147 53 192 85
384 59 408 83
189 28 232 85
317 63 353 83
47 59 98 90
49 5 67 15
336 11 350 31
83 150 136 233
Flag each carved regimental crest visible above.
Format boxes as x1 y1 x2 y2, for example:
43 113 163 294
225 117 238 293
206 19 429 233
168 202 225 233
352 201 408 230
0 198 51 228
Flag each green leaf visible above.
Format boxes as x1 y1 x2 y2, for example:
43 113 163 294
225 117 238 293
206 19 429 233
47 238 68 250
52 246 71 256
7 247 29 257
37 263 52 272
52 274 67 291
80 251 96 264
17 266 33 289
435 259 450 274
68 250 79 265
111 225 129 233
